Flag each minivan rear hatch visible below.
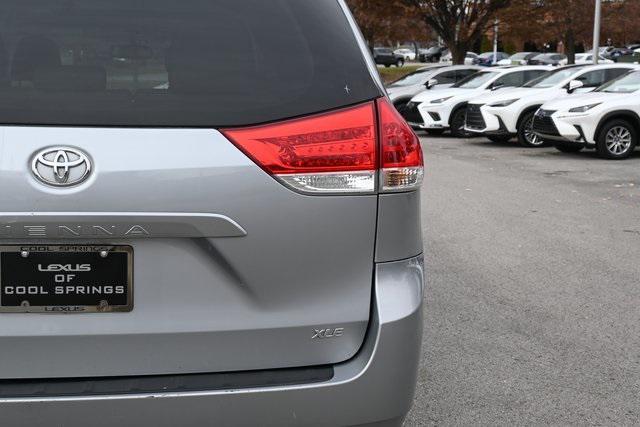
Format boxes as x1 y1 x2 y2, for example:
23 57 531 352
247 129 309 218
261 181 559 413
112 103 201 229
0 0 383 379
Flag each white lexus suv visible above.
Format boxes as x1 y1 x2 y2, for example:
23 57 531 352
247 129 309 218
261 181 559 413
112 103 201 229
400 66 549 137
465 64 637 146
533 69 640 159
387 65 480 113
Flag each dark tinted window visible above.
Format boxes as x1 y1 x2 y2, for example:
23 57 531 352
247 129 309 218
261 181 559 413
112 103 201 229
493 71 526 88
605 68 631 82
524 70 547 82
456 69 478 81
577 70 607 87
434 70 457 84
0 0 380 127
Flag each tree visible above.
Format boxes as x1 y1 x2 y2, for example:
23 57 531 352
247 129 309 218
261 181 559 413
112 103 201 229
500 0 593 64
601 0 640 46
404 0 512 64
347 0 427 51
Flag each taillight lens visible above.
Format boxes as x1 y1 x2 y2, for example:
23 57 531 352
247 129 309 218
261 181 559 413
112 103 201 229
222 103 377 194
222 98 423 194
377 98 424 192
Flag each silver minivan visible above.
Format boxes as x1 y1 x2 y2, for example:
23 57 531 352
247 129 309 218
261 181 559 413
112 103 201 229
0 1 424 426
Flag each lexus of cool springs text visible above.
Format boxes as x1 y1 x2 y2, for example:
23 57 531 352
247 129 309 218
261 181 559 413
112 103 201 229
0 1 424 426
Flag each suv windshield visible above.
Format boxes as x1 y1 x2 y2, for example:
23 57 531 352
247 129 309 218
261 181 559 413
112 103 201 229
524 66 586 88
597 71 640 93
390 69 437 87
0 0 379 127
454 71 496 89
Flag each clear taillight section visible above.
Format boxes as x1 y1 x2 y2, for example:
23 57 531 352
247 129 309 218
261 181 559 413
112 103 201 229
222 98 423 194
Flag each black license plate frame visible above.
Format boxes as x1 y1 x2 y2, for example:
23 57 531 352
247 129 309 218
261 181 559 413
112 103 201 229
0 245 133 313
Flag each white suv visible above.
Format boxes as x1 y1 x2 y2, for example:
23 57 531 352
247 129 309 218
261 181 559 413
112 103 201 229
401 66 548 137
533 70 640 159
387 65 480 112
465 64 637 146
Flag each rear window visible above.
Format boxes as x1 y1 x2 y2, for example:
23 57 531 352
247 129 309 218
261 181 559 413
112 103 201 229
0 0 380 127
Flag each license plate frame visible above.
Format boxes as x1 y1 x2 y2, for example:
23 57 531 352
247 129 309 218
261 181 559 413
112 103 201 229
0 245 133 313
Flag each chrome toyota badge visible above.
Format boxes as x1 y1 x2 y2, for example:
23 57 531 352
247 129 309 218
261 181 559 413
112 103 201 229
31 147 92 187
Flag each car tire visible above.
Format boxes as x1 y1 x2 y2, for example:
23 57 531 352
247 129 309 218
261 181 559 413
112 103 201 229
450 109 471 138
596 119 637 160
517 111 547 148
396 60 404 67
487 135 512 143
554 142 584 153
384 64 391 68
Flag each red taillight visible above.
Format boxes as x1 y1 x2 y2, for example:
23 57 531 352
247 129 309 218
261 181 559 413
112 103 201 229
222 103 377 193
222 99 423 194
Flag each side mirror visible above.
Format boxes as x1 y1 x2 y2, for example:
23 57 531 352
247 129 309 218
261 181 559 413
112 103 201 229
426 79 438 89
490 83 504 91
568 79 584 93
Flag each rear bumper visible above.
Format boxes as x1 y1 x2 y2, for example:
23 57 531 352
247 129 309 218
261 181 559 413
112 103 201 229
0 255 425 427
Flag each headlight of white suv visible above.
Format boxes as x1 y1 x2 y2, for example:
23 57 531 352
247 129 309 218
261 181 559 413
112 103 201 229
568 103 601 113
430 96 453 104
488 99 518 107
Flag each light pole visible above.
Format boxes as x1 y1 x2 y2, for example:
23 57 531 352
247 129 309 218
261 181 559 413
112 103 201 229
593 0 602 64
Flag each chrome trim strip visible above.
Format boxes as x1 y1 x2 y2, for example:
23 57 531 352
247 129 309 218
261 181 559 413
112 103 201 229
0 212 246 239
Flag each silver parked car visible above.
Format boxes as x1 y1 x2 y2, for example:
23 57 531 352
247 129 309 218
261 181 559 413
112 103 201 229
0 1 424 426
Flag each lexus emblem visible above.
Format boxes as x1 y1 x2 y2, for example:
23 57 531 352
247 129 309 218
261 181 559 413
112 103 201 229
31 147 92 187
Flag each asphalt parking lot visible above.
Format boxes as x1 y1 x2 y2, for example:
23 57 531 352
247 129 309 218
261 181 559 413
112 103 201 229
406 134 640 426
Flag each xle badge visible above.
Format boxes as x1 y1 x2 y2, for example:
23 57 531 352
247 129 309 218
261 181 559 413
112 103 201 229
312 328 344 339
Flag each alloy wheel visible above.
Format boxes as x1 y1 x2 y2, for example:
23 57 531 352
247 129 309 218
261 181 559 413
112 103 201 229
605 126 632 155
524 117 543 146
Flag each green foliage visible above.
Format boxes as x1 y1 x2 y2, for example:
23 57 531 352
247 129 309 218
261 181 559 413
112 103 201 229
377 65 423 85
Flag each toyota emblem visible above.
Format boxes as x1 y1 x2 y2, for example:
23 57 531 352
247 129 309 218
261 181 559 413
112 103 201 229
31 147 92 187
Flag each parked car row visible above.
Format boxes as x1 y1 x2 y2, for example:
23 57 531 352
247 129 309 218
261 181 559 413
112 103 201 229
597 46 636 61
399 66 550 137
444 51 623 67
529 69 640 159
440 50 479 65
394 63 640 159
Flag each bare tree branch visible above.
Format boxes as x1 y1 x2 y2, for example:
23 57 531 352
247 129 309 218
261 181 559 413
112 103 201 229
405 0 511 63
